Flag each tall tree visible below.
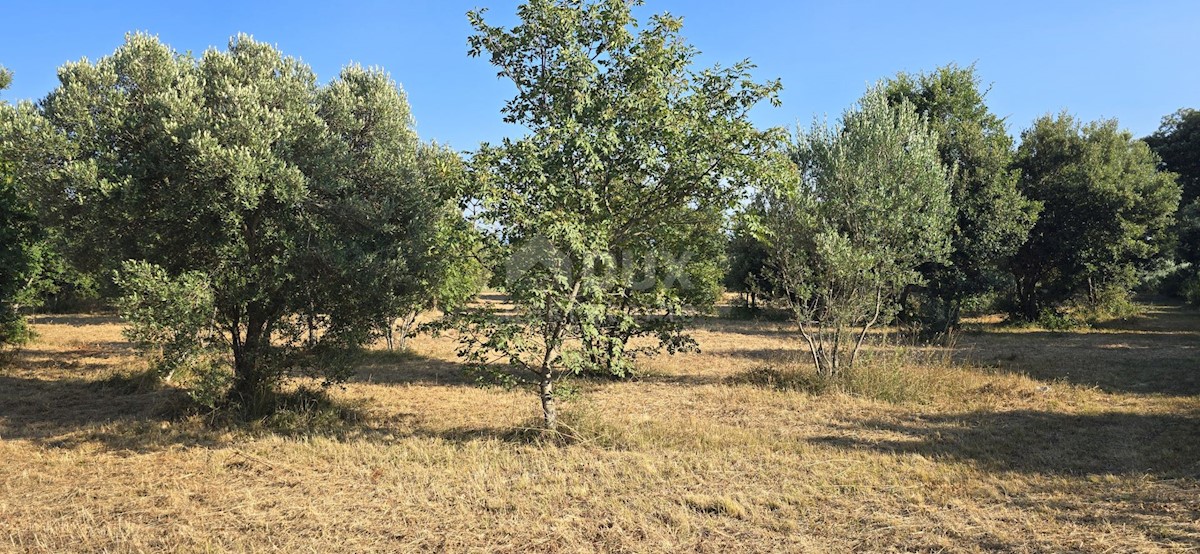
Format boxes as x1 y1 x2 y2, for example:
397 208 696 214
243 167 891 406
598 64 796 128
459 0 782 428
1010 114 1180 321
759 86 953 377
1145 108 1200 272
0 65 41 350
25 35 450 406
1145 108 1200 209
883 64 1036 332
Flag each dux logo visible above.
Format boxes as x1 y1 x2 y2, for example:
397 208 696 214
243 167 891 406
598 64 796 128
505 235 694 291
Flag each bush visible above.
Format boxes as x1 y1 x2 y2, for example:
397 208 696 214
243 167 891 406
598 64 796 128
1139 260 1192 297
1035 309 1081 331
114 261 220 383
0 313 33 364
0 313 31 348
252 386 367 434
1183 273 1200 306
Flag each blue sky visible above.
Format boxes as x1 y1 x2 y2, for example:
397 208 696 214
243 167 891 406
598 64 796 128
2 1 1196 150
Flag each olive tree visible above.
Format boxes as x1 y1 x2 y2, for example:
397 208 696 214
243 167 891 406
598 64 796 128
27 34 450 407
458 0 782 428
725 211 774 311
378 143 488 352
883 65 1036 333
1145 109 1200 210
0 66 41 350
759 86 953 378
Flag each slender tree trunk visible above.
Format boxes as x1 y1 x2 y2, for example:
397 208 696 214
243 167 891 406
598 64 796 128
395 311 419 351
1013 268 1043 322
797 318 822 376
849 286 884 368
939 300 961 339
539 373 557 430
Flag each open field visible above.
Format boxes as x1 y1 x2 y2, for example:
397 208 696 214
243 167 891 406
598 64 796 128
1 302 1198 553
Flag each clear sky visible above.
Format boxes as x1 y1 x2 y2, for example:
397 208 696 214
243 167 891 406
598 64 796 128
2 1 1196 150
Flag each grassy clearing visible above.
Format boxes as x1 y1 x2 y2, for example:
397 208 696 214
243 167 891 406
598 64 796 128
1 303 1198 552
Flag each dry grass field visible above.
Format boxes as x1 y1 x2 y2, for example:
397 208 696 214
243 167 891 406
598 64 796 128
1 301 1198 552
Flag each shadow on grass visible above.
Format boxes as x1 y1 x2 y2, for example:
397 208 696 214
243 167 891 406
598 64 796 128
353 349 492 386
0 341 525 452
711 300 1200 396
813 409 1200 478
0 372 212 451
955 326 1200 396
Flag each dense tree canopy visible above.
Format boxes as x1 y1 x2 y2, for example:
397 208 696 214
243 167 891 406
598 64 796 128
1145 108 1200 274
459 0 783 427
759 86 953 376
1145 108 1200 208
883 64 1036 332
9 34 456 404
0 65 41 349
1010 114 1180 321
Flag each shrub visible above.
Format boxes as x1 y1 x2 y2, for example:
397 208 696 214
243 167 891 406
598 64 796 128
114 261 219 383
1183 273 1200 306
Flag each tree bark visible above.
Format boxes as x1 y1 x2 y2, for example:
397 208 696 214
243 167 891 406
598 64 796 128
849 285 884 369
230 311 270 403
539 373 557 429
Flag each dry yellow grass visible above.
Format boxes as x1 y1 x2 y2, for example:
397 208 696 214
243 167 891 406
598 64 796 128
1 302 1198 552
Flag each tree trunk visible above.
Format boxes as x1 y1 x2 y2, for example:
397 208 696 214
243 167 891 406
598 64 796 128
1012 273 1039 322
539 373 557 429
230 313 270 403
393 311 419 352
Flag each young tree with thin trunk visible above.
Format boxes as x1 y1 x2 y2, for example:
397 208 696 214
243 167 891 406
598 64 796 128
457 0 782 428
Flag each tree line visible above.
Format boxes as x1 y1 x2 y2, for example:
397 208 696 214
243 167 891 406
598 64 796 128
1 0 1194 428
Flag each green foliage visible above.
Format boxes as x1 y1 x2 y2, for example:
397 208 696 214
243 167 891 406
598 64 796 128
459 0 782 427
1009 114 1181 321
0 69 42 351
1145 108 1200 209
1177 199 1200 268
379 143 489 351
114 261 218 382
19 34 452 406
759 86 953 378
1144 109 1200 301
1034 308 1080 331
0 92 98 314
0 163 37 349
1182 272 1200 306
724 214 773 310
883 64 1036 332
